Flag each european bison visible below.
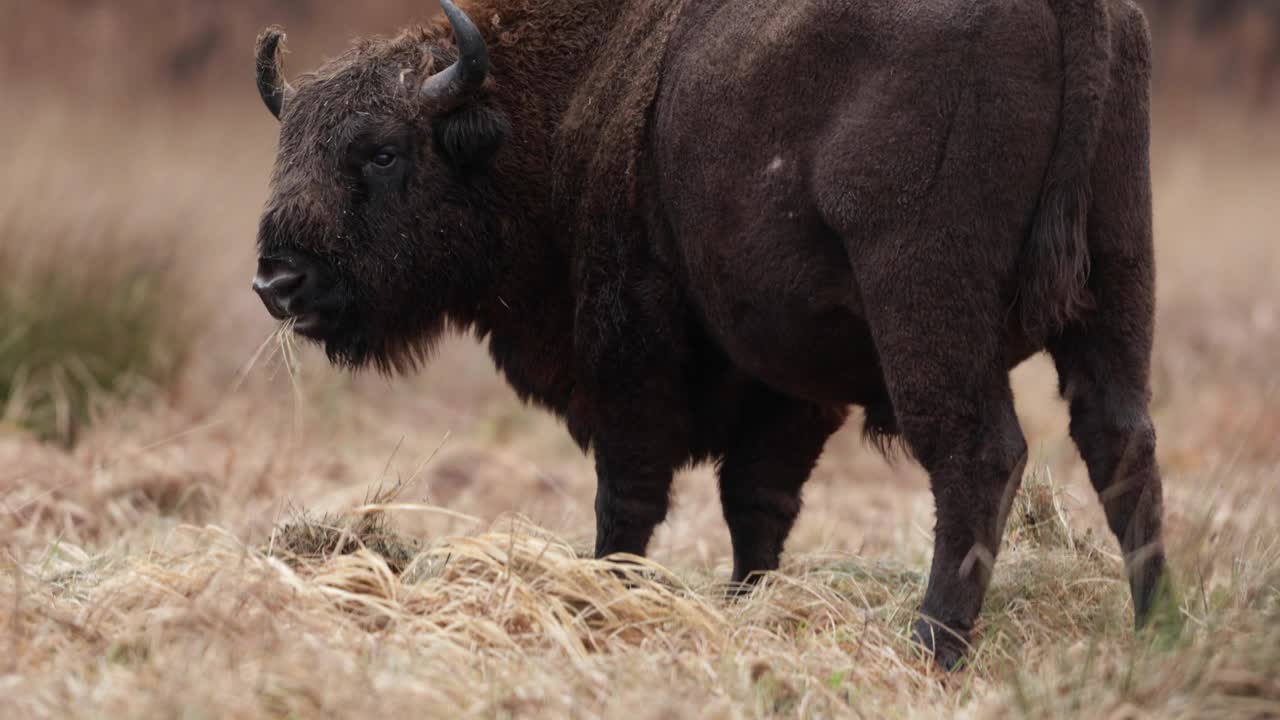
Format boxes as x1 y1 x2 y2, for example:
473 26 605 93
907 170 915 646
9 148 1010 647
252 0 1168 668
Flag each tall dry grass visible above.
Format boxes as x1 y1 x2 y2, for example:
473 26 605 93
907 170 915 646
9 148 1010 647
1 10 1278 717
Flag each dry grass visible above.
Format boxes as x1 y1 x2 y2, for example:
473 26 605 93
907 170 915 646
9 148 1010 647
3 475 1276 718
1 52 1278 720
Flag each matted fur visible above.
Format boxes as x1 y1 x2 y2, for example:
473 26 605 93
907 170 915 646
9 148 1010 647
554 0 691 231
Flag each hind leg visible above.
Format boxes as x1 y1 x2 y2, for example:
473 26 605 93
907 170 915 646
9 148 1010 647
1048 153 1168 624
717 388 845 585
904 375 1027 669
1051 6 1169 626
860 258 1028 669
1051 333 1167 624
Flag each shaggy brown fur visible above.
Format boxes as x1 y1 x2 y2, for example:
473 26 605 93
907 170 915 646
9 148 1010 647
250 0 1168 669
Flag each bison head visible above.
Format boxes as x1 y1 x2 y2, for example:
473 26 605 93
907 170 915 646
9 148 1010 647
252 0 510 372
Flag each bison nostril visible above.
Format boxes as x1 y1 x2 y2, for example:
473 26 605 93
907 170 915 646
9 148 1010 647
253 269 305 296
253 259 310 319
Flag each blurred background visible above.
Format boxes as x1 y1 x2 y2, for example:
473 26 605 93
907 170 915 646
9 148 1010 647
1 0 1277 561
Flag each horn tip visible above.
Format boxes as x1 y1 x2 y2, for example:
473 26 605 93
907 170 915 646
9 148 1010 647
439 0 466 23
256 26 287 54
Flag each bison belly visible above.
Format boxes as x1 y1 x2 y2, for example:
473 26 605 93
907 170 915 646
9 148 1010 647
712 288 888 406
667 194 887 405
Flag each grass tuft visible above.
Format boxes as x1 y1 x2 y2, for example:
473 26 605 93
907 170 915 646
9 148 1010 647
269 511 423 575
1006 466 1079 551
0 238 192 445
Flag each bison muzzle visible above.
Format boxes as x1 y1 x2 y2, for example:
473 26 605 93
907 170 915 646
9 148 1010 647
251 0 1170 669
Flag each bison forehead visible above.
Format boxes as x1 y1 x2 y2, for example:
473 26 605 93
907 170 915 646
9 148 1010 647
277 30 449 141
285 73 408 130
274 88 412 175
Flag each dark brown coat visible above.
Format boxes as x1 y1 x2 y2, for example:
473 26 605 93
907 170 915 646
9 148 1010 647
251 0 1168 668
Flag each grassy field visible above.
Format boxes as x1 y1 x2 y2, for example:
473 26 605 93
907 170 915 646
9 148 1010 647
2 52 1279 720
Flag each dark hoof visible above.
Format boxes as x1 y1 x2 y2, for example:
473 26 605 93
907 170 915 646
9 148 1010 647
716 578 763 602
1134 576 1184 649
598 556 673 591
911 617 971 671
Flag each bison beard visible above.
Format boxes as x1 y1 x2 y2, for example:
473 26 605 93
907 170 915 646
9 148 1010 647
253 0 1170 669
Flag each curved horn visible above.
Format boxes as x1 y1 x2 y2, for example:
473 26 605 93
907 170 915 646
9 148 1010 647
421 0 490 105
255 27 296 120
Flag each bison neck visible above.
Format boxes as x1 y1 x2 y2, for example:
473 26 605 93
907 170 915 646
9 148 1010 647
452 1 680 415
468 244 577 419
473 0 628 157
448 0 691 437
470 0 688 232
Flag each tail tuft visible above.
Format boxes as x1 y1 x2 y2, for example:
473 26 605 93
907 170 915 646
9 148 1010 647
1019 181 1094 337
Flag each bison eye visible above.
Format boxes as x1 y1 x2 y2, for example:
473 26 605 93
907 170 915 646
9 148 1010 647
371 148 398 168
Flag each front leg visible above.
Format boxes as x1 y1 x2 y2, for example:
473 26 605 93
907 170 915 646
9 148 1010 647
593 439 676 558
581 365 690 560
570 241 693 561
718 388 844 585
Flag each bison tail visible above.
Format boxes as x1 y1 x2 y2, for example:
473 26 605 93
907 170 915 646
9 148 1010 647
1018 0 1113 339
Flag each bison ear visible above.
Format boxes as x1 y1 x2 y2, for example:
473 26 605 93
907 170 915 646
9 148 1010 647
432 105 509 173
